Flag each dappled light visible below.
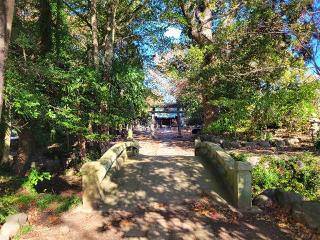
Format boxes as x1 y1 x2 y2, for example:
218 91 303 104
16 130 300 240
1 0 320 239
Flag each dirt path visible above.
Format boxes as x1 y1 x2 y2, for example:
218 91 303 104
22 130 295 240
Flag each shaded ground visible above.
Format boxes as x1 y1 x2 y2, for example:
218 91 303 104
20 129 314 239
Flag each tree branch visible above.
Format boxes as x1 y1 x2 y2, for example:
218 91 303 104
118 0 150 29
63 0 92 29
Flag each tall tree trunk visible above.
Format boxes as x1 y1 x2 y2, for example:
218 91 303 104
0 103 8 164
103 31 114 82
0 0 15 120
180 1 216 128
97 2 117 149
2 121 11 164
0 104 11 165
90 0 99 70
202 95 219 129
39 0 53 55
180 1 213 45
55 0 63 58
103 2 117 82
15 126 33 176
78 134 86 161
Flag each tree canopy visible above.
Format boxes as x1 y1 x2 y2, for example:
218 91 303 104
0 0 320 174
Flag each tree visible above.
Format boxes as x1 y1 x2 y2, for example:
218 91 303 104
3 0 150 174
161 0 318 132
0 0 15 119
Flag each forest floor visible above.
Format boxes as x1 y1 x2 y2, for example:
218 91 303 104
1 129 318 240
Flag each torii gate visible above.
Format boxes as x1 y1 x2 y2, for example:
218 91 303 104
149 104 184 138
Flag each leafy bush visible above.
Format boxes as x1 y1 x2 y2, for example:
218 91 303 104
22 168 52 193
0 195 19 223
206 80 319 134
252 154 320 200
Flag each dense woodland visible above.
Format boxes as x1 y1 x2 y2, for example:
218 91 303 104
0 0 154 175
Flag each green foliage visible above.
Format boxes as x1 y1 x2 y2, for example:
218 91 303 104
13 224 33 240
230 152 248 162
83 149 101 162
56 195 81 213
252 154 320 200
109 60 147 124
0 193 81 224
253 165 281 191
177 88 203 125
206 80 319 133
5 0 150 170
22 168 52 193
35 193 81 213
163 1 318 134
20 224 32 235
0 195 19 223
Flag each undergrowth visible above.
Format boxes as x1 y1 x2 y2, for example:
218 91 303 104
0 193 81 224
0 167 81 224
252 153 320 200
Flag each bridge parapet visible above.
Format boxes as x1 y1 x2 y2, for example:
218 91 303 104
195 139 252 209
80 141 139 210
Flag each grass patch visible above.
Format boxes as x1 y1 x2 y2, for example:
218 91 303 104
56 195 81 213
20 224 33 234
0 166 81 224
12 224 33 240
0 193 81 224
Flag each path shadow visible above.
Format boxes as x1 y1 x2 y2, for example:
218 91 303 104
23 131 295 240
102 154 231 208
94 152 292 240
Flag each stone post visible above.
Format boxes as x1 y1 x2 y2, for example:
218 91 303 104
233 161 252 209
177 106 182 138
194 139 201 156
80 162 106 210
127 123 133 140
151 107 155 138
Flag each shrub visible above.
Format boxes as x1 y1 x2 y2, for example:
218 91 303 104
252 154 320 200
22 167 52 193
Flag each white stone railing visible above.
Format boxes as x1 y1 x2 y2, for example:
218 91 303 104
80 141 139 210
195 139 252 209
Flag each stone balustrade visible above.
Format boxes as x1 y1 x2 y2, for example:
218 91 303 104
80 141 139 210
195 139 252 209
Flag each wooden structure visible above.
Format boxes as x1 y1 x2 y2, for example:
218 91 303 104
149 104 185 138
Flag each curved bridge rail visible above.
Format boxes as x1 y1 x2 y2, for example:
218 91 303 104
195 140 252 209
80 141 139 210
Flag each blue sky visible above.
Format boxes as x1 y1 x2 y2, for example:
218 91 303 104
134 19 183 103
164 27 182 39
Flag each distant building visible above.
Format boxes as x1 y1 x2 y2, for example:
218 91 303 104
150 103 185 128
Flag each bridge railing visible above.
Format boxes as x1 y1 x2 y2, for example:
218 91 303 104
80 141 139 210
195 139 252 209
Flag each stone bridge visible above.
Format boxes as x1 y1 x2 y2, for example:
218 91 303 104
25 129 293 240
81 131 252 212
